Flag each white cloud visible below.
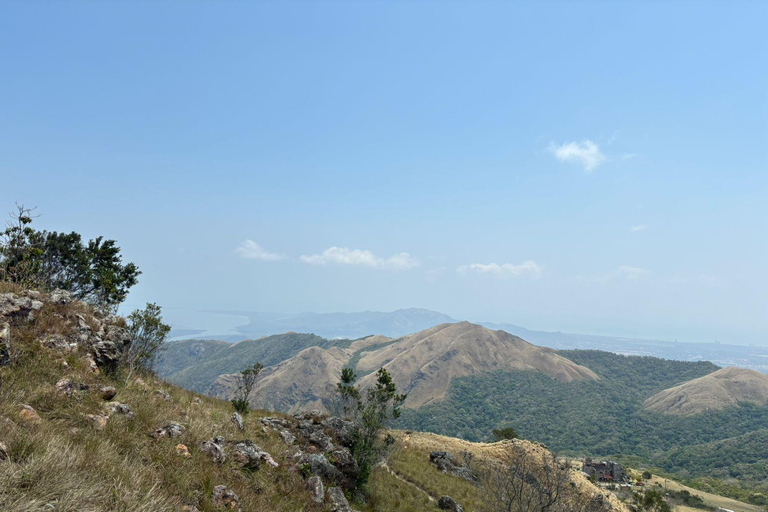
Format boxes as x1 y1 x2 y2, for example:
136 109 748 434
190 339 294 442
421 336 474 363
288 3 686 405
616 265 650 280
549 140 606 172
456 261 541 279
630 224 648 233
300 247 419 270
236 240 284 261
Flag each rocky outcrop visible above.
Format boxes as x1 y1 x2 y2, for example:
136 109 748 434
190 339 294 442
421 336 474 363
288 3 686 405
439 495 465 512
0 289 133 374
429 451 477 483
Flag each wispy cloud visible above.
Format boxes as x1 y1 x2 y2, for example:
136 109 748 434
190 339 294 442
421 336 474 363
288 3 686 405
630 224 648 233
300 247 419 270
457 261 541 279
549 140 606 172
616 265 650 280
236 240 284 261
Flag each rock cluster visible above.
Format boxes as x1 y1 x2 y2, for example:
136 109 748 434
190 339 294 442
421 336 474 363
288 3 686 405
261 411 361 510
0 289 132 374
429 451 477 483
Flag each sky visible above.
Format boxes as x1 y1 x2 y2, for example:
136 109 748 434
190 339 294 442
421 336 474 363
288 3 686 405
2 1 767 345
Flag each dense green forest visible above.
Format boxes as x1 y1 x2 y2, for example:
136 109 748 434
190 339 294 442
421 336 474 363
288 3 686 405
157 333 351 392
398 350 768 498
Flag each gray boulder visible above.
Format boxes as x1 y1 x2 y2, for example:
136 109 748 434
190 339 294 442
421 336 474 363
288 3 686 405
301 453 343 481
327 486 358 512
211 485 240 510
439 495 465 512
306 475 324 504
231 412 244 431
152 422 185 439
232 440 278 470
49 289 72 305
106 402 135 419
199 436 227 464
1 322 10 366
55 378 89 396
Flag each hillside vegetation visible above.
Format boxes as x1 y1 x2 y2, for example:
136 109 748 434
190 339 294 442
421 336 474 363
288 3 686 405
644 367 768 416
158 333 349 393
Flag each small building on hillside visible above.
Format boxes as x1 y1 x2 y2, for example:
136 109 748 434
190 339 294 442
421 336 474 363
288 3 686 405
582 458 626 482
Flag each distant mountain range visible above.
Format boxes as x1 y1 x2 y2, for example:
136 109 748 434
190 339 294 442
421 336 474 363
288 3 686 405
157 321 768 499
169 307 768 373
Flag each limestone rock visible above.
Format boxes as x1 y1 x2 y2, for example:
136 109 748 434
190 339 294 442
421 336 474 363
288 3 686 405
231 412 244 431
40 334 77 353
152 423 185 439
328 448 359 481
49 289 72 305
0 293 44 322
430 451 477 483
199 436 227 464
106 402 135 419
327 486 356 512
0 322 10 366
175 444 191 457
301 453 343 481
306 475 324 504
232 440 278 470
19 404 41 424
211 485 240 510
438 496 465 512
55 378 89 396
86 414 109 429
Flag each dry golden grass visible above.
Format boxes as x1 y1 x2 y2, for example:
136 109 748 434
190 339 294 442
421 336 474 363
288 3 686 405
0 302 323 512
645 476 762 512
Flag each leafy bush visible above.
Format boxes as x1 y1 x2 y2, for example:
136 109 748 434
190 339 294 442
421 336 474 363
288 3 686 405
335 367 406 488
0 204 140 310
123 303 171 377
231 362 263 414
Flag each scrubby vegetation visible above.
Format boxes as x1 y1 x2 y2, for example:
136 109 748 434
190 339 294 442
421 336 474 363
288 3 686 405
0 204 140 310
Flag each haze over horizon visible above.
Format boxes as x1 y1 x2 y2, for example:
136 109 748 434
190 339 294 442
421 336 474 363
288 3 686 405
3 2 766 345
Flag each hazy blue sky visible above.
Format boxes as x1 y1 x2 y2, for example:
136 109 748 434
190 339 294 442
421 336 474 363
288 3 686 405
2 2 766 344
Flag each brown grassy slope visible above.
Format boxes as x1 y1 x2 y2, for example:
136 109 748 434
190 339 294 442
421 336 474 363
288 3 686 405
211 346 349 414
643 367 768 416
644 476 763 512
383 430 629 512
356 322 599 407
